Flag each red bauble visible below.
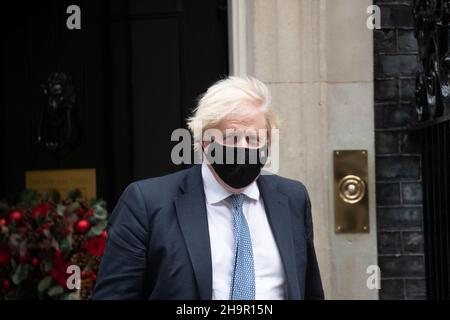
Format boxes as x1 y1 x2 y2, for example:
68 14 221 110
31 203 53 220
31 258 40 266
0 218 6 225
9 210 23 223
2 279 10 289
0 246 11 267
75 219 91 234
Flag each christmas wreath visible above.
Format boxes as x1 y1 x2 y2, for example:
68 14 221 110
0 189 108 299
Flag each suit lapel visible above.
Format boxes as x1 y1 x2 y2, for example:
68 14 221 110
174 165 213 300
174 166 301 300
257 175 301 299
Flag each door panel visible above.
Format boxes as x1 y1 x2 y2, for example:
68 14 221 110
0 0 229 208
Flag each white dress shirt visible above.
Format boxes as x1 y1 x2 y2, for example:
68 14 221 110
201 163 286 300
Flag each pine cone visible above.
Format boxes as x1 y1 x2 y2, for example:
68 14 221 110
92 256 101 265
80 278 93 300
85 255 101 270
49 212 64 225
22 210 32 224
70 252 88 267
72 234 87 249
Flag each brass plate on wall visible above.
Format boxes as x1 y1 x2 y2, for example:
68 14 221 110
334 150 369 233
25 168 96 200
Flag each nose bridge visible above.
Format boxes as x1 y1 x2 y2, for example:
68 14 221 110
223 128 246 147
236 129 261 148
236 134 249 148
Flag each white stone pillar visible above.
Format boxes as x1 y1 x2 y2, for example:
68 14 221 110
229 0 378 299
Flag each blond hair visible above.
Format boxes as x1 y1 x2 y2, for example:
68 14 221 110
186 76 278 152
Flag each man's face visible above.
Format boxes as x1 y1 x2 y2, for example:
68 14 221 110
203 103 267 150
202 104 268 191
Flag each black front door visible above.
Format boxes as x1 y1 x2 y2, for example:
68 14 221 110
0 0 229 208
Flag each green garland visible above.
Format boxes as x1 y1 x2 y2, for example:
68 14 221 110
0 189 108 299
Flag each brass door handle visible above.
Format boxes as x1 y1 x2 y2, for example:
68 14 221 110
338 175 366 204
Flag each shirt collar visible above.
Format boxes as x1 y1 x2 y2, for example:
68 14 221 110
201 163 260 205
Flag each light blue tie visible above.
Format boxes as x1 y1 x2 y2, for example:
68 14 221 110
229 193 255 300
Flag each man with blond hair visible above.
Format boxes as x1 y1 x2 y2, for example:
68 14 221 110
93 76 324 300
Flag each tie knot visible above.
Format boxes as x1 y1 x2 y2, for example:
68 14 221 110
230 193 244 209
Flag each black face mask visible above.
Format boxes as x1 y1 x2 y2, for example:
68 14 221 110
204 141 268 189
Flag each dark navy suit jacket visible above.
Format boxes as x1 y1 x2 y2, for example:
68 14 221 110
92 165 324 300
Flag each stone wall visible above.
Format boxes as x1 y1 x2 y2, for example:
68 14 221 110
240 0 378 299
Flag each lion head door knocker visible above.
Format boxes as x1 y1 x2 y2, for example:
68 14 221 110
37 72 80 154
